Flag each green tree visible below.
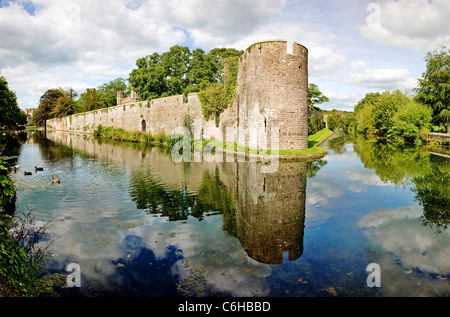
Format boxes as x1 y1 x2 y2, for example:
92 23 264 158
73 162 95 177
0 76 26 127
415 45 450 129
129 52 168 101
327 110 348 132
438 109 450 133
129 45 243 102
33 89 64 127
354 90 412 137
308 83 329 110
161 45 191 96
354 92 380 134
97 78 128 108
388 100 433 143
82 90 105 112
205 47 243 82
372 90 411 136
0 159 15 211
184 48 216 94
49 88 81 118
198 56 240 124
51 95 80 118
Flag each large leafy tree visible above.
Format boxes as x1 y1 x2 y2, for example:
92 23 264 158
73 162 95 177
161 45 191 96
128 45 242 101
372 90 411 136
0 76 26 127
184 48 215 94
33 89 64 127
51 87 80 118
129 52 168 101
415 45 450 131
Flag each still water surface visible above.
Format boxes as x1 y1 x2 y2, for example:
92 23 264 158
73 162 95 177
6 131 450 297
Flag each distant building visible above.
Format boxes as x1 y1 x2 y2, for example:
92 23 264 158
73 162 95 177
24 108 37 126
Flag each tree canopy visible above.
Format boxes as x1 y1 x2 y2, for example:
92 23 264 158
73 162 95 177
129 45 243 101
308 83 329 110
0 76 26 127
352 90 432 144
97 77 128 108
415 45 450 132
33 89 64 127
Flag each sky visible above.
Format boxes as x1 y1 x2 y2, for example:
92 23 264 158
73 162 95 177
0 0 449 112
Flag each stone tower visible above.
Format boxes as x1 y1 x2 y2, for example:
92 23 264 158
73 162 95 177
234 40 309 151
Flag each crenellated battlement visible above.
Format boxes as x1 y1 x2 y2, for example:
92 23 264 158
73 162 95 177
244 39 308 58
117 89 141 105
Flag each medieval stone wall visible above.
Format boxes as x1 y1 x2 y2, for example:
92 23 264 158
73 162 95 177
47 40 309 151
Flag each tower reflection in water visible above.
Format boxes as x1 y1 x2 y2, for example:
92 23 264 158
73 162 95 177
231 162 307 265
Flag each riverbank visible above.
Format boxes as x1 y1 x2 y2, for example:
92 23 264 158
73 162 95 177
93 125 334 162
0 219 37 297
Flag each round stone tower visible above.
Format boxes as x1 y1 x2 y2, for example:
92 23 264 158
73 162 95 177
234 40 309 151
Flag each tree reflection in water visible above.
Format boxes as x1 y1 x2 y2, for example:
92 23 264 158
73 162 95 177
351 134 450 233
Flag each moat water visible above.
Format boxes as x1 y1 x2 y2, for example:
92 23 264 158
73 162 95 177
3 130 450 297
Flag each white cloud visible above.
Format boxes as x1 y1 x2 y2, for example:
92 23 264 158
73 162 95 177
0 0 292 107
308 46 346 78
343 167 394 188
360 0 450 52
218 20 346 79
0 0 187 107
144 0 286 49
346 67 418 91
307 177 344 207
350 60 368 70
358 205 450 277
322 92 364 112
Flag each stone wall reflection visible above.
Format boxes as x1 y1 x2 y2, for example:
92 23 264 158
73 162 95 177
46 131 307 265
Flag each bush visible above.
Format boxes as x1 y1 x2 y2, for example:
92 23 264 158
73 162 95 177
388 100 433 143
1 209 53 297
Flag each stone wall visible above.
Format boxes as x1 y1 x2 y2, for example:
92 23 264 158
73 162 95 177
47 40 309 151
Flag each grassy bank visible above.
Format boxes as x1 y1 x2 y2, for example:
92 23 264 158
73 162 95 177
94 125 334 157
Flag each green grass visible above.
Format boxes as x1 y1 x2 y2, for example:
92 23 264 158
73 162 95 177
195 128 334 156
308 128 334 147
95 125 333 157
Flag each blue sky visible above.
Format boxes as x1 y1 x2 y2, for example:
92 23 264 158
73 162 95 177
0 0 449 111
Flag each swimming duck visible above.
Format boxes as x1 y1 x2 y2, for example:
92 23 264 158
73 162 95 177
52 177 60 184
24 171 32 176
35 166 44 171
